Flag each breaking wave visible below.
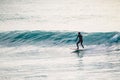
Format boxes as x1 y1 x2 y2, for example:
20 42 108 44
0 31 120 46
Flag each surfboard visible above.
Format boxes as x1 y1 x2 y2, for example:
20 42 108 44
72 49 84 53
70 47 86 53
72 48 84 51
75 49 84 51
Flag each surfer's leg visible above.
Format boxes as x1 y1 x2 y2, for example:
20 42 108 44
81 42 84 48
76 41 80 49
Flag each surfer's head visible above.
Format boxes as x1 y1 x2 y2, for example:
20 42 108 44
78 32 81 34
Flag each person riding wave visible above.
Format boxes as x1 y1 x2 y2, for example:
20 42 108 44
76 32 84 49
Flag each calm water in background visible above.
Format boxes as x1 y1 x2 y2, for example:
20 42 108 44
0 0 120 31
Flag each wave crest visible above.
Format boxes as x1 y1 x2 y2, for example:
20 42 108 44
0 31 120 46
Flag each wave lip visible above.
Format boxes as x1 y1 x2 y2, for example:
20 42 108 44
0 31 120 46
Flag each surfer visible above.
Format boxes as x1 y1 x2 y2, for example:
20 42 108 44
76 32 84 49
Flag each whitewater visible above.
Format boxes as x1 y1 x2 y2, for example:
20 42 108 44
0 30 120 80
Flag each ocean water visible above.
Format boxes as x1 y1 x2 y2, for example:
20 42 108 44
0 31 120 80
0 0 120 31
0 0 120 79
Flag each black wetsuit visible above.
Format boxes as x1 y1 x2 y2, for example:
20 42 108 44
76 34 84 49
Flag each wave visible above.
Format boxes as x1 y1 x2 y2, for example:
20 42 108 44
0 31 120 46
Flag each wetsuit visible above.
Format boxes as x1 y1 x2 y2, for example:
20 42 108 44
76 34 84 49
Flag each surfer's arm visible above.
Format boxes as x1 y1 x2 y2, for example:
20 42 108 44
76 36 78 41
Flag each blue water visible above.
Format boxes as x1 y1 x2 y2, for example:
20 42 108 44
0 31 120 46
0 31 120 80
